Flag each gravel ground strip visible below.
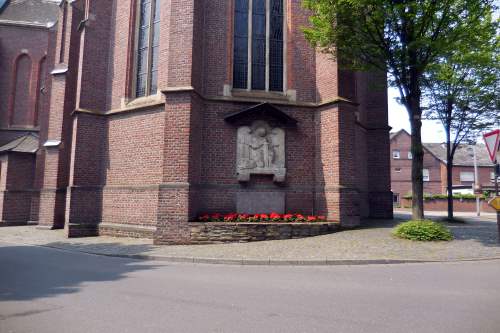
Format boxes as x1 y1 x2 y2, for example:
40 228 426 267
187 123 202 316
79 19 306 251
0 212 499 265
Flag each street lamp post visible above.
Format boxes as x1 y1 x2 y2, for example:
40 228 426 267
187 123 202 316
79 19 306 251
473 145 481 216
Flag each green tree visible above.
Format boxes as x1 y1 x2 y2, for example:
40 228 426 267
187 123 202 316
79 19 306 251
422 12 500 220
303 0 498 220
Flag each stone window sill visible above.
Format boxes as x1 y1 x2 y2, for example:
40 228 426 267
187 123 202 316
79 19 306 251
231 89 290 101
123 92 163 109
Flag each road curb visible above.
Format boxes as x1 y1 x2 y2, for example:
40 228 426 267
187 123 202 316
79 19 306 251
26 243 500 266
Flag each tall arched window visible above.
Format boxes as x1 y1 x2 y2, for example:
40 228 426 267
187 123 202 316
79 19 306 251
11 54 33 127
135 0 160 98
35 56 48 127
233 0 285 92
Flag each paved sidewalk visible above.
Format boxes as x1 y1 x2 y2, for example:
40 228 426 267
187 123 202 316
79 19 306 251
0 213 499 265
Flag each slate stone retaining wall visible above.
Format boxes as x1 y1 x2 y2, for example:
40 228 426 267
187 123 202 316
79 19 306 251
188 222 340 244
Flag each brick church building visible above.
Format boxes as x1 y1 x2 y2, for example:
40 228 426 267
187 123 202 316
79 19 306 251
1 0 392 244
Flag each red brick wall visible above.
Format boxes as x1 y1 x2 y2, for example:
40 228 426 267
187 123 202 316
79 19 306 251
0 153 36 223
100 107 165 228
76 0 114 111
0 24 51 129
446 165 497 192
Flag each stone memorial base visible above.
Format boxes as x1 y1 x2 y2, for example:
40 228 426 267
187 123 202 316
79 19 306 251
236 192 286 214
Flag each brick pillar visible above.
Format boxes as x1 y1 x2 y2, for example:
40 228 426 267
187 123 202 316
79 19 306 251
64 0 112 237
154 0 203 244
65 114 107 237
315 102 361 227
38 74 68 229
155 91 202 244
359 72 393 219
38 2 83 229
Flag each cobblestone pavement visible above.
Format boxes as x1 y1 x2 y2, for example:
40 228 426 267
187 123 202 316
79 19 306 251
0 212 499 263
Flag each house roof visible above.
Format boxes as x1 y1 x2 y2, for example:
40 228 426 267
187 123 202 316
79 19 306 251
423 143 494 167
389 129 410 141
0 133 39 154
224 103 298 127
0 0 60 27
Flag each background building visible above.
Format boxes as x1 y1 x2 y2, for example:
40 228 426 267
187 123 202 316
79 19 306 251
0 0 58 225
390 129 496 206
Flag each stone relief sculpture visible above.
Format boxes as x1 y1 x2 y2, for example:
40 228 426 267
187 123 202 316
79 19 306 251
237 120 286 182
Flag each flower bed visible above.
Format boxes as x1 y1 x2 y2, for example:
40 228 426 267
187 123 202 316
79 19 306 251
186 213 337 244
198 213 328 223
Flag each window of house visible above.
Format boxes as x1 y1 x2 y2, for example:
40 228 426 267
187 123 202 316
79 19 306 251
408 152 412 159
233 0 285 92
422 168 430 182
460 171 474 183
135 0 160 98
393 193 400 204
392 150 400 159
395 167 402 173
490 172 500 182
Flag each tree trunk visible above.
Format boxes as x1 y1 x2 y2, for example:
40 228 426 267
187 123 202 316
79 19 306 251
446 156 454 220
445 118 454 220
408 96 425 220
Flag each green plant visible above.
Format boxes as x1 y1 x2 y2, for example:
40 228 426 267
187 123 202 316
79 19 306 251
392 220 453 241
403 193 484 201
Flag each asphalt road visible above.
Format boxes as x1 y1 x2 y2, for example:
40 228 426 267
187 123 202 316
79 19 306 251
1 242 499 333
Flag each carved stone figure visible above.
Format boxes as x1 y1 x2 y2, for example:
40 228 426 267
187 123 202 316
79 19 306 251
237 120 286 182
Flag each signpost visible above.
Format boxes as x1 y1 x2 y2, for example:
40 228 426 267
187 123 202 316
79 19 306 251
483 129 500 238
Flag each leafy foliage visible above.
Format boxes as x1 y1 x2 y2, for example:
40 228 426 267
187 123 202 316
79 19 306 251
302 0 498 220
403 193 486 200
393 220 454 241
420 6 499 219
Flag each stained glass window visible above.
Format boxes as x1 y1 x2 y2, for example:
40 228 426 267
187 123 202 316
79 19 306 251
233 0 284 92
251 0 266 90
233 0 249 89
135 0 160 98
269 0 283 92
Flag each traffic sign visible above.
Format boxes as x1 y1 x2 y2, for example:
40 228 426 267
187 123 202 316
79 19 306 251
483 129 500 163
488 196 500 211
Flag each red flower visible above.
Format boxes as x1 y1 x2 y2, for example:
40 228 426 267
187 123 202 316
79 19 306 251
317 216 327 221
307 216 317 222
260 214 269 220
248 214 260 222
237 214 250 222
224 213 238 222
295 214 305 222
270 212 281 221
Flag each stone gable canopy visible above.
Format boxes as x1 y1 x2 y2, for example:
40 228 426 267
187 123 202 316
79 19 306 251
224 103 298 127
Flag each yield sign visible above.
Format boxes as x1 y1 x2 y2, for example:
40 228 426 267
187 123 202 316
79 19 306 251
483 129 500 163
488 196 500 211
